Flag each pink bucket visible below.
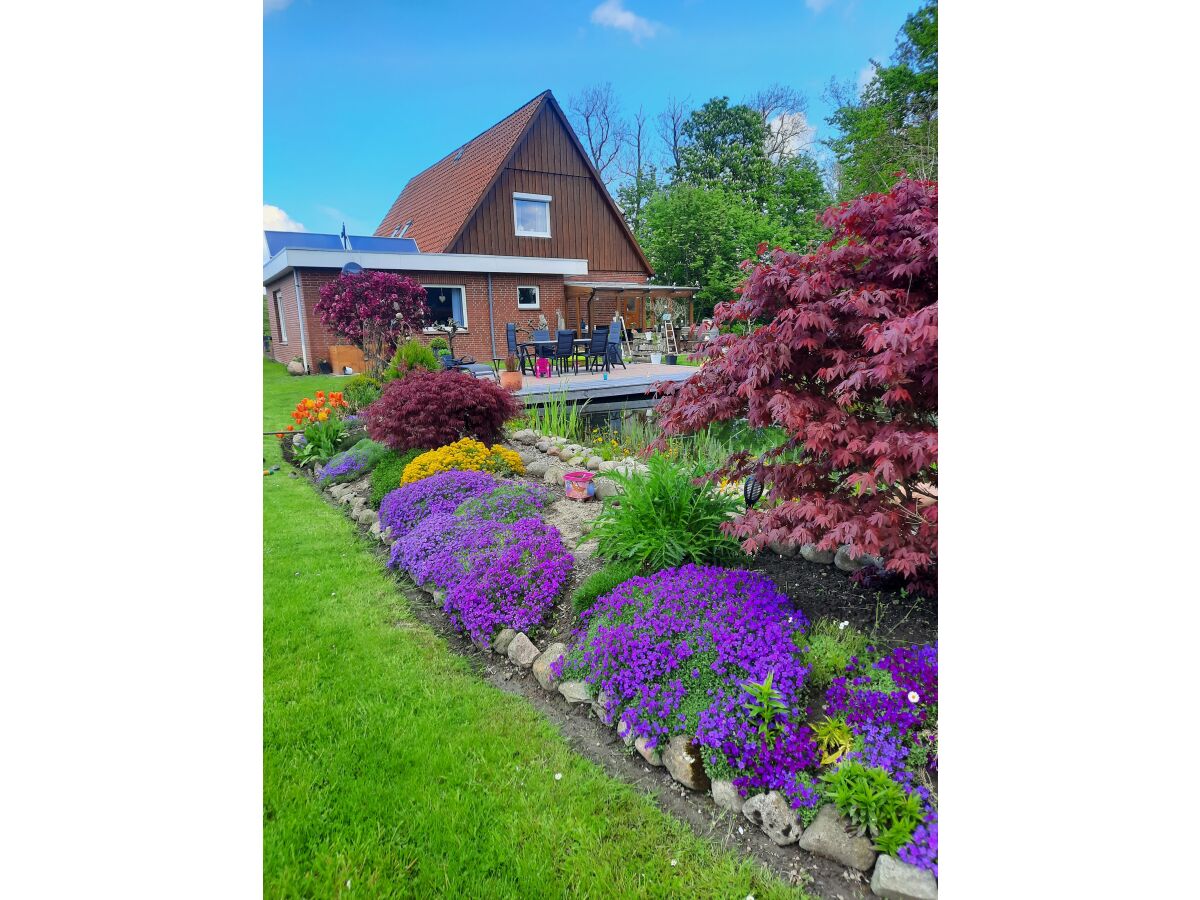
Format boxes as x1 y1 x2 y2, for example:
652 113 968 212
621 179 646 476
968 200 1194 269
563 470 595 501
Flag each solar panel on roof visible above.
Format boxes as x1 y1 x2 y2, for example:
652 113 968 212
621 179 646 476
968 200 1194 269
263 231 419 258
344 235 419 253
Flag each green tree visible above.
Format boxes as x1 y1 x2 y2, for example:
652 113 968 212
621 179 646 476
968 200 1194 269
641 184 785 318
826 1 938 199
675 98 773 206
768 155 831 250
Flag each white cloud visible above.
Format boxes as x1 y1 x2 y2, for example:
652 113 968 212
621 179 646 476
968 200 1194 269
263 204 306 232
263 205 305 261
264 0 293 14
590 0 662 42
806 0 834 12
769 112 818 159
857 64 877 95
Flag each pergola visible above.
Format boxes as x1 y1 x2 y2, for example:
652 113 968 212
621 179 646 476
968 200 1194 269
562 281 700 335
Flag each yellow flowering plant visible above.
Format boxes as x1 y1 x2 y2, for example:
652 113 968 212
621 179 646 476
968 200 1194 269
401 438 524 485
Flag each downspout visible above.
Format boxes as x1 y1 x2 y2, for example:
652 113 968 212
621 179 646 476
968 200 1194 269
486 273 497 362
292 268 311 373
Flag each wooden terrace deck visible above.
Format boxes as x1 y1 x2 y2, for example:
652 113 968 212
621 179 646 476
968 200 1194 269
514 362 698 412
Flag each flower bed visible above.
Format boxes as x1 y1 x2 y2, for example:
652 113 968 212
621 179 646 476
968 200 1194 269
555 563 938 879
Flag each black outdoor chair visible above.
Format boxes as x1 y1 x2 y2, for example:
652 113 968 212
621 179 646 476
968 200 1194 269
530 328 554 364
582 326 610 372
605 325 627 370
505 322 532 374
552 329 577 375
439 352 498 382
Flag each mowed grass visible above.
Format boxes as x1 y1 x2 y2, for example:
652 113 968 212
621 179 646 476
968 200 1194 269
262 359 804 898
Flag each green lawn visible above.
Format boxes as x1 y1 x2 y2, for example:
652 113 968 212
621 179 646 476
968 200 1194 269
262 359 803 898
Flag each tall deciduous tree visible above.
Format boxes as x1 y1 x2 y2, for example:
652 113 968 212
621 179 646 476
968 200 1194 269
567 82 628 185
653 179 938 584
826 1 938 198
675 97 773 206
615 106 659 237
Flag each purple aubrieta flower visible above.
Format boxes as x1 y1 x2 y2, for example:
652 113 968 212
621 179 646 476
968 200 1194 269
378 470 497 540
553 564 815 794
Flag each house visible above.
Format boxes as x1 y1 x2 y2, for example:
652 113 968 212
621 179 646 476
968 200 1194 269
263 90 696 373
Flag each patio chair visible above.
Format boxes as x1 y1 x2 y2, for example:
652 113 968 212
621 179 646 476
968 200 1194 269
505 322 532 374
605 325 627 371
530 328 553 364
438 352 499 382
582 326 610 373
552 329 577 375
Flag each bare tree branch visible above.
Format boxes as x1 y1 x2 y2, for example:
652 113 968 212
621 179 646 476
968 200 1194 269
655 95 690 173
567 82 628 185
746 83 812 161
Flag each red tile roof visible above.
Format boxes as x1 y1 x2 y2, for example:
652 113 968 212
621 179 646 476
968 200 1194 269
374 91 549 251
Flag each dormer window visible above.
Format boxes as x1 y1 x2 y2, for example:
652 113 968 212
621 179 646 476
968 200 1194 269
513 192 551 238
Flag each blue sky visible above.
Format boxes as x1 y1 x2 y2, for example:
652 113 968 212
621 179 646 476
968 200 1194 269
264 0 918 237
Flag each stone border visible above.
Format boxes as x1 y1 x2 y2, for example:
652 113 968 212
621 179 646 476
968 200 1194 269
302 446 936 898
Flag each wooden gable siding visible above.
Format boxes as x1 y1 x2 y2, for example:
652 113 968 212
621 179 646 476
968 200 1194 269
449 106 649 275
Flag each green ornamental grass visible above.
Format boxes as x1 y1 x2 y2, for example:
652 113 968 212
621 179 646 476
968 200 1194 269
590 454 745 571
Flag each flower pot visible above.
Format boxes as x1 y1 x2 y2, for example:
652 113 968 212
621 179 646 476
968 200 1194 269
563 470 596 501
649 352 663 365
664 354 678 366
500 370 523 391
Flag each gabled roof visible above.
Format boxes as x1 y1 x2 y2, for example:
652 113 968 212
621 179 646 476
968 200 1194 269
375 92 549 251
373 90 652 274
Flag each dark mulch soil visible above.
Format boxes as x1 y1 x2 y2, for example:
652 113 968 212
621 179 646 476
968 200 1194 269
744 554 938 652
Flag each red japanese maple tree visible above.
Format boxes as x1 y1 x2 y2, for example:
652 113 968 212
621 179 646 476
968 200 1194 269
654 177 937 581
315 271 430 376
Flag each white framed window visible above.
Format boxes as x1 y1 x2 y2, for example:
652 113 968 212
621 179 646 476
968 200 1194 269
513 192 551 238
421 284 468 329
273 289 288 343
517 285 540 309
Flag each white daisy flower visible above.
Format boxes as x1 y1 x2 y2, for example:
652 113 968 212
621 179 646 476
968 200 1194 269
908 691 920 704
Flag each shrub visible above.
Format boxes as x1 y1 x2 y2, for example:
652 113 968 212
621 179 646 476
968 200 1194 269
799 618 871 695
820 762 927 855
317 439 389 485
315 271 430 375
590 454 745 570
570 560 640 616
455 481 550 523
363 369 521 451
654 178 937 584
378 470 497 540
401 438 523 485
555 565 816 798
341 374 382 412
429 336 449 354
384 339 440 381
368 448 425 508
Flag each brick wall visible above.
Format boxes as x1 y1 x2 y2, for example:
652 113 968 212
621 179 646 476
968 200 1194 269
264 274 304 368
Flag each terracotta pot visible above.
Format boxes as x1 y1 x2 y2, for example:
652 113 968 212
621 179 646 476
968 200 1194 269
500 371 523 391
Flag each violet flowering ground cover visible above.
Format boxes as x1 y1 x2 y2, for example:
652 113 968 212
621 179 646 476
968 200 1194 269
317 449 368 485
378 470 497 540
442 516 573 645
384 475 573 645
455 482 550 524
554 565 818 798
822 642 939 874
